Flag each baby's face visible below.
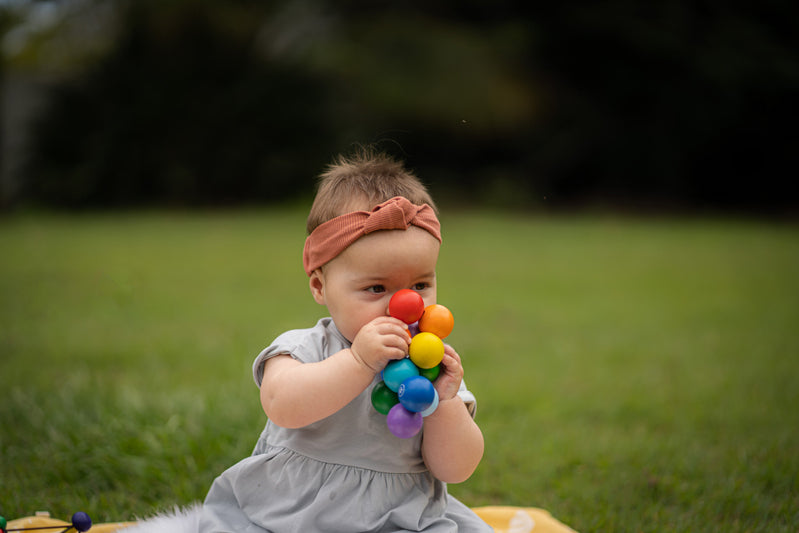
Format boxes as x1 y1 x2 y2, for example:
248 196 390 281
310 227 440 342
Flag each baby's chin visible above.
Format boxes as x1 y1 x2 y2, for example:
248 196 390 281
331 319 357 344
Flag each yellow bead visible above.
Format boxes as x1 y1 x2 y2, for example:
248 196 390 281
409 332 444 369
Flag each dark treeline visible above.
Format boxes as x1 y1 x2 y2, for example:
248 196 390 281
8 0 798 213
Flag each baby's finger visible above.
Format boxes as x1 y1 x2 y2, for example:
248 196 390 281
387 333 411 353
373 315 411 329
439 351 464 380
377 319 413 343
442 344 461 364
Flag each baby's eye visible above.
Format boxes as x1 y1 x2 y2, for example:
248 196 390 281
367 285 386 294
412 282 429 291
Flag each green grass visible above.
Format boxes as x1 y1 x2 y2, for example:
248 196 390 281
1 209 797 531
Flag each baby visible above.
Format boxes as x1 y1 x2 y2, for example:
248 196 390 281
200 149 490 532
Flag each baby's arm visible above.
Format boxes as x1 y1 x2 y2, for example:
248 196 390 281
260 317 410 428
421 345 485 483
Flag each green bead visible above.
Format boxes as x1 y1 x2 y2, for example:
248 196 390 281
419 364 440 382
0 516 7 530
371 381 399 415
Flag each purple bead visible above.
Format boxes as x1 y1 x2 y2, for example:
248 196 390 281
386 404 423 438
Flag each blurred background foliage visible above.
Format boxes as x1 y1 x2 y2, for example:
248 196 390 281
1 0 797 213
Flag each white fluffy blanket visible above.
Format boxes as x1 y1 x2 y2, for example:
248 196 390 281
122 503 202 533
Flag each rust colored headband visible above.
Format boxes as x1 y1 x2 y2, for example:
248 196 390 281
303 196 442 276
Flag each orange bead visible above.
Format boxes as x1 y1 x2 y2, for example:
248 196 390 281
418 304 454 339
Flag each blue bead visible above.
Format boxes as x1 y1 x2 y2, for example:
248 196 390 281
398 375 436 413
421 389 440 417
72 512 92 532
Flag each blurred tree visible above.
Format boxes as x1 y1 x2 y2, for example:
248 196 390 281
509 2 799 211
9 0 798 212
281 2 544 207
279 1 799 212
23 0 336 207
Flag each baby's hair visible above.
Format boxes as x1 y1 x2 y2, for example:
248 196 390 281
307 147 437 234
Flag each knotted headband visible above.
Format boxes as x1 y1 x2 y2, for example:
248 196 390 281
303 196 442 276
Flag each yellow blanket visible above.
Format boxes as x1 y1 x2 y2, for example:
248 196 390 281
6 507 577 533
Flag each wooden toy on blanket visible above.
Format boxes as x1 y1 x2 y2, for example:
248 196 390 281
1 512 94 533
371 290 455 438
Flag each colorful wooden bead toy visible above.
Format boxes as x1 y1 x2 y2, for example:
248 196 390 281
0 512 92 533
371 291 455 438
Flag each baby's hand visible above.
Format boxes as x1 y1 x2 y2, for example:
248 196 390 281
350 316 411 374
434 344 465 401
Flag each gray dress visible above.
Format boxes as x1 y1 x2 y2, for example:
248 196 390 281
200 318 491 533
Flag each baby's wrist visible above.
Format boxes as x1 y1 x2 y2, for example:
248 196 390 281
347 347 380 375
437 393 462 406
423 395 464 423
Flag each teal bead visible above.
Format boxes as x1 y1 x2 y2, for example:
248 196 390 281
382 358 419 392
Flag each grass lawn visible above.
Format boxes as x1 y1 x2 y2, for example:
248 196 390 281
1 209 797 532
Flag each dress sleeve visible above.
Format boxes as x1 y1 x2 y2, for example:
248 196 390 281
251 320 334 387
458 380 477 418
252 341 298 387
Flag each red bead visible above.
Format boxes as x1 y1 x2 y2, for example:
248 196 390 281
388 289 425 324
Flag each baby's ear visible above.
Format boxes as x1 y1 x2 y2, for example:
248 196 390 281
308 269 326 305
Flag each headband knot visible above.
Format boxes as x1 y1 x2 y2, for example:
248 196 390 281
303 196 441 276
362 198 418 235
